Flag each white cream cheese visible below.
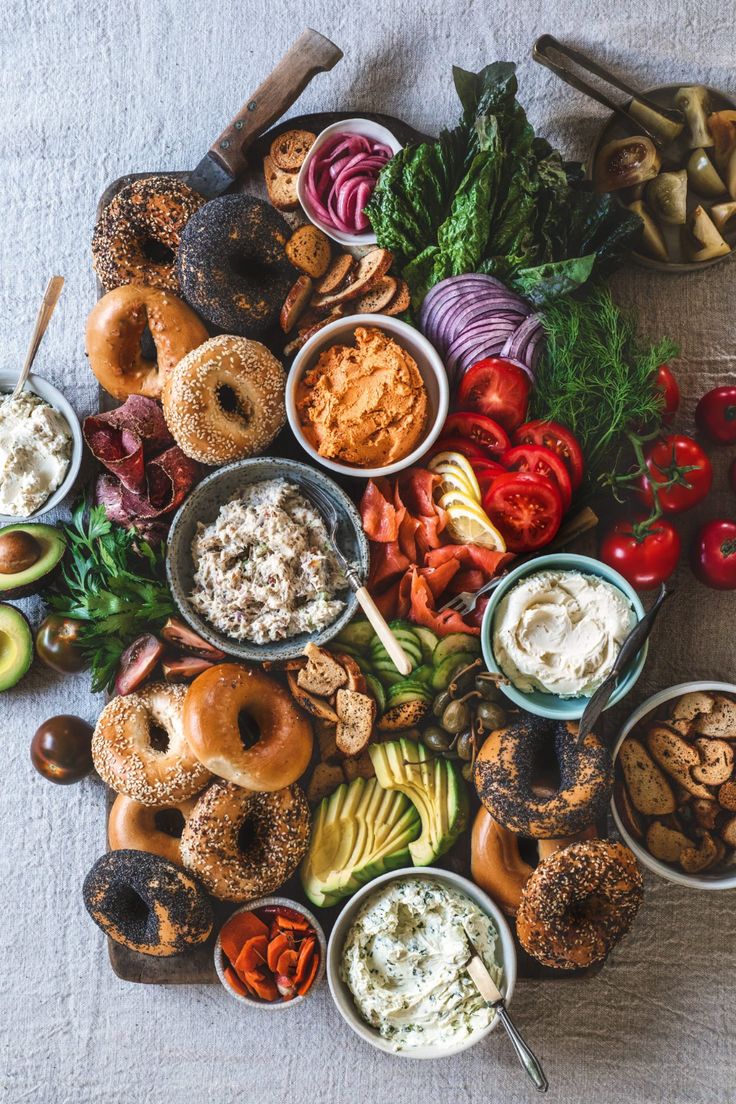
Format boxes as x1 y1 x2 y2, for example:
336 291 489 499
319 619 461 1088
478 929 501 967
493 569 635 698
341 878 503 1052
0 392 72 516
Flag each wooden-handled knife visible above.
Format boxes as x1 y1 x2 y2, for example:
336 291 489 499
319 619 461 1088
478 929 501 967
188 29 343 198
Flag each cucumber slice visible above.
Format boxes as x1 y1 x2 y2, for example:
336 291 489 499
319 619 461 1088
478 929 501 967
386 681 433 705
411 664 434 687
432 632 481 666
431 651 478 691
371 640 422 669
386 689 432 709
374 666 407 689
333 619 376 650
364 674 386 715
412 627 440 663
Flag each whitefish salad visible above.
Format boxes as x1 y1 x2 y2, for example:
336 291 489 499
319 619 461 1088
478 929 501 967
189 479 347 644
341 878 504 1052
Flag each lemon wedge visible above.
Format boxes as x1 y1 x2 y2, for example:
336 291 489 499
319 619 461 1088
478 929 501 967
428 452 481 502
438 491 507 551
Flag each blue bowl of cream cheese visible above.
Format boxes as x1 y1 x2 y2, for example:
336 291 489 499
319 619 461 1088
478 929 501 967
480 552 647 721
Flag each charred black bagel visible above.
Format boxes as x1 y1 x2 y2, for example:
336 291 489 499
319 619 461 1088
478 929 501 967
176 194 296 335
474 717 613 838
92 176 205 292
82 849 213 957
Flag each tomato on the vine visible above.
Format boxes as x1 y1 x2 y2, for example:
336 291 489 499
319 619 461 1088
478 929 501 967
514 420 584 490
639 434 712 513
501 444 573 510
456 358 531 432
653 364 680 422
599 517 681 590
482 471 563 552
691 520 736 590
695 386 736 445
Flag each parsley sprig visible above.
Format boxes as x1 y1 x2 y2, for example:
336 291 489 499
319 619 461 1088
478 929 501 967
45 501 175 692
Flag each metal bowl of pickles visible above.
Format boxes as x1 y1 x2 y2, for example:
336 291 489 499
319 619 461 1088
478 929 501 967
591 83 736 271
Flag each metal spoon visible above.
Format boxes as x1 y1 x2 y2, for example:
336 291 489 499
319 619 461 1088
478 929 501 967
10 276 65 400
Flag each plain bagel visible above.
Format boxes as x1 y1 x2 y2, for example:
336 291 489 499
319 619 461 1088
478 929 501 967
108 793 199 865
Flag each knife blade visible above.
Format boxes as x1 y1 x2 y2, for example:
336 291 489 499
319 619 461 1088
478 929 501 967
188 29 343 198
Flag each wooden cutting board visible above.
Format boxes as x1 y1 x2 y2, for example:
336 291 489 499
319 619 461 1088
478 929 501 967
96 110 601 986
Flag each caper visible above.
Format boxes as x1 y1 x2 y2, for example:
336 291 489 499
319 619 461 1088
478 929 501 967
475 701 507 729
475 675 501 702
422 725 452 753
433 691 451 719
456 730 474 761
449 661 481 696
442 748 460 760
461 762 474 782
441 700 471 735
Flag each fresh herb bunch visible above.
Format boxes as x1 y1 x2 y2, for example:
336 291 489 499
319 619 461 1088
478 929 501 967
532 286 679 494
45 501 176 692
365 62 640 308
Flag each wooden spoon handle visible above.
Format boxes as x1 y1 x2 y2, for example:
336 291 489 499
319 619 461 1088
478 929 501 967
12 275 65 399
209 29 343 179
354 586 413 677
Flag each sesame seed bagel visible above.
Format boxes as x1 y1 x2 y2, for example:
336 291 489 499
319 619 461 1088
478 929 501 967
85 284 209 401
83 849 213 957
162 335 286 465
176 194 296 335
516 840 643 969
92 682 211 806
92 176 205 293
108 793 199 866
474 717 613 838
180 779 311 901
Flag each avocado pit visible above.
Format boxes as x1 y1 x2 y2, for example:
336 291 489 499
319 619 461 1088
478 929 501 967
0 530 42 575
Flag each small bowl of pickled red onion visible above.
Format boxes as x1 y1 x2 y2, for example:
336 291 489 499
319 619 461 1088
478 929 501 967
296 118 402 246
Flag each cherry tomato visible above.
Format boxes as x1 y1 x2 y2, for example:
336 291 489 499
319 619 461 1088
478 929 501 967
501 444 573 510
456 358 531 432
691 519 736 589
482 471 563 552
470 459 506 497
514 419 584 490
35 615 87 674
428 436 491 460
695 386 736 445
654 364 680 422
640 434 713 513
31 715 94 784
442 412 510 457
599 517 681 590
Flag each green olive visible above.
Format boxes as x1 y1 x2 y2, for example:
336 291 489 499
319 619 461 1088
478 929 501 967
475 701 507 729
441 700 471 735
461 762 475 782
433 691 451 719
422 725 452 753
456 730 474 761
475 676 501 702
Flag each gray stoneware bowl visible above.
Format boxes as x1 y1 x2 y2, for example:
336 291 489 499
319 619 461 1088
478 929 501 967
166 456 369 662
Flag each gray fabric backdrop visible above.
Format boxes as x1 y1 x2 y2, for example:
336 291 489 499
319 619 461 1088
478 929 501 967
2 1 735 1101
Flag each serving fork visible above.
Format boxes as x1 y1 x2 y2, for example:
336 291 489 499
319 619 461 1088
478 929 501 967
302 481 412 676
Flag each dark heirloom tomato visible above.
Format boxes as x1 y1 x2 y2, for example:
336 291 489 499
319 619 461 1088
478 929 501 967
35 615 87 674
456 358 531 431
482 471 563 552
654 364 680 422
442 412 510 457
695 386 736 445
501 444 572 510
639 434 712 513
513 419 584 490
691 520 736 590
599 517 681 590
31 715 94 784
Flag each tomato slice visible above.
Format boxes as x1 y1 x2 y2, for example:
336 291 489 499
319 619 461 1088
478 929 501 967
443 411 510 457
482 472 563 552
501 444 572 511
456 357 531 432
514 419 584 490
428 435 491 460
470 459 506 498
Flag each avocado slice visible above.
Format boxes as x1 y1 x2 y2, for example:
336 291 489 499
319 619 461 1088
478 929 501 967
0 604 33 691
369 738 468 866
0 524 66 599
300 776 421 908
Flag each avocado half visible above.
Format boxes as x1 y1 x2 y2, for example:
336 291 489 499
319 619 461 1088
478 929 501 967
0 604 33 691
0 523 66 599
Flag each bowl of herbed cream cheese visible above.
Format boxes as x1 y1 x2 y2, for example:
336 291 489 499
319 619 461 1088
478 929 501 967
0 372 82 520
327 868 516 1058
481 553 646 721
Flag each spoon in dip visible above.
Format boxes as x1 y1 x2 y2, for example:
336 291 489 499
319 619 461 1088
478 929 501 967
11 275 65 399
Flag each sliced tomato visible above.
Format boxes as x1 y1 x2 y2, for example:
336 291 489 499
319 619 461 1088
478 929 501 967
428 435 491 460
470 459 506 498
514 419 584 490
482 472 563 552
443 411 510 457
501 444 572 510
456 357 531 431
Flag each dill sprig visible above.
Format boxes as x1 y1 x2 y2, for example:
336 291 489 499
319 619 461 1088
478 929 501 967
532 287 679 490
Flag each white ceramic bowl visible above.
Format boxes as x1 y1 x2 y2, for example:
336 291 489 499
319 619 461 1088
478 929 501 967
296 117 403 247
326 867 517 1059
214 897 327 1009
0 371 83 522
612 681 736 890
287 314 449 480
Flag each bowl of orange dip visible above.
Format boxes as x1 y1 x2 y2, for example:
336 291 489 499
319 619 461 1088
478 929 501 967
287 315 449 479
